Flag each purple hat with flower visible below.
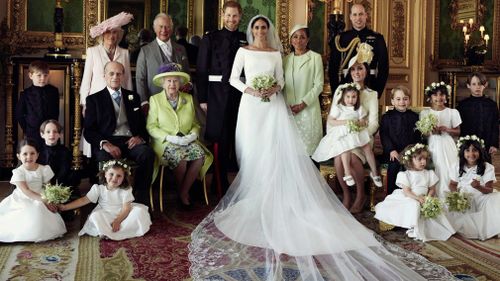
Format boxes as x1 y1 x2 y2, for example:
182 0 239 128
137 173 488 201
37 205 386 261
153 63 191 87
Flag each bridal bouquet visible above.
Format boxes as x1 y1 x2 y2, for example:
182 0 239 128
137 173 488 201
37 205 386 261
42 183 72 204
445 191 471 213
420 196 443 219
251 74 277 102
346 120 365 133
415 114 438 135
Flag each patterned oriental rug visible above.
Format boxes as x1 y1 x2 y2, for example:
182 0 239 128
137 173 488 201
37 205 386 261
0 207 498 280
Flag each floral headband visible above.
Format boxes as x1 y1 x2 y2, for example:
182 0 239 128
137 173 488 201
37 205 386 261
338 82 361 92
101 159 132 175
402 143 427 162
424 81 452 96
457 135 485 151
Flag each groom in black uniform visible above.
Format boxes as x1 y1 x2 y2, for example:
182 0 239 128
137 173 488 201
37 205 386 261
329 3 389 98
196 1 247 196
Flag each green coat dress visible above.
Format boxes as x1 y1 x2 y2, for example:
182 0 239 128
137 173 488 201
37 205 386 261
146 91 213 179
283 50 324 155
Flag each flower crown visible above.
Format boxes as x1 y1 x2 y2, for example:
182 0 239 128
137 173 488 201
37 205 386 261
424 81 452 96
456 135 485 151
101 160 132 175
402 143 427 162
338 82 361 92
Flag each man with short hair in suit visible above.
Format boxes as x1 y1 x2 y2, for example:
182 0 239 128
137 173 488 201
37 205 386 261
84 61 155 206
136 13 190 114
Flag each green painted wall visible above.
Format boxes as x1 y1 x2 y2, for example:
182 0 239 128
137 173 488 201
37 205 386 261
27 0 83 33
168 0 188 30
309 2 325 54
239 0 276 33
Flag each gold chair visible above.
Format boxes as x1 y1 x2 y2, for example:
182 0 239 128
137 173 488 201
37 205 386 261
149 165 209 213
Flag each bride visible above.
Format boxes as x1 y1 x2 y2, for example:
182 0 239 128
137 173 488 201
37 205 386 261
189 15 451 281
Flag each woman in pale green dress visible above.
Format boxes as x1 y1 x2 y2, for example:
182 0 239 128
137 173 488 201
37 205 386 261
283 25 324 156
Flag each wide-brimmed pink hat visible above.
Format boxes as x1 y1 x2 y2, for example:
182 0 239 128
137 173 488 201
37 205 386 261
90 12 133 38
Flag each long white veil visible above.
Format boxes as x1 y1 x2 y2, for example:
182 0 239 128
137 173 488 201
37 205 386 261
246 14 283 53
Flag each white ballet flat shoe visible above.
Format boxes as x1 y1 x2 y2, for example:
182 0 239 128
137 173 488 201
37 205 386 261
370 172 383 188
343 175 355 186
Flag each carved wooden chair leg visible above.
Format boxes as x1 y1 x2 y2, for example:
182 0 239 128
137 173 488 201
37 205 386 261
203 177 209 205
159 165 166 213
149 181 155 212
379 221 395 232
370 183 376 211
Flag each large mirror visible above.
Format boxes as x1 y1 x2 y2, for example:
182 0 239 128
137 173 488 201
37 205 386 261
450 0 486 30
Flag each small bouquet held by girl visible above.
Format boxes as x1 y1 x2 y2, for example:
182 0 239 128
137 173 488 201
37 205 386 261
375 143 456 241
42 183 72 204
251 74 277 102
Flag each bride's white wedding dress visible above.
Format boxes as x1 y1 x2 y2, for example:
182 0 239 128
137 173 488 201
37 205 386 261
189 47 453 280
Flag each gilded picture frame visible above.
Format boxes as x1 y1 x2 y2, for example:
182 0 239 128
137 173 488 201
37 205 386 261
7 0 86 50
433 0 500 68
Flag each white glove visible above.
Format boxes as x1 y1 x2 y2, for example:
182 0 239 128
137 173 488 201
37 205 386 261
165 135 183 145
184 133 197 143
177 133 197 146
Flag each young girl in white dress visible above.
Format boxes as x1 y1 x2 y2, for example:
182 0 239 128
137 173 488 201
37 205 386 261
0 139 66 242
375 143 456 242
419 82 461 198
60 159 151 240
313 83 382 188
448 135 500 240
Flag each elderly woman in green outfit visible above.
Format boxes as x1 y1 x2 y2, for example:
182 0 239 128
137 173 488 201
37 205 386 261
146 63 213 207
283 25 324 156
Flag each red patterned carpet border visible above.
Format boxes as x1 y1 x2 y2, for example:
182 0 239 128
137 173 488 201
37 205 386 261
99 205 212 281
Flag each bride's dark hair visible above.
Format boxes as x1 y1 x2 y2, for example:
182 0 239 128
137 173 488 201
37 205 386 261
250 16 269 29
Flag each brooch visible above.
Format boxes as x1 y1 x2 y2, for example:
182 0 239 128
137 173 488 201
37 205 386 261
181 98 187 104
128 95 134 101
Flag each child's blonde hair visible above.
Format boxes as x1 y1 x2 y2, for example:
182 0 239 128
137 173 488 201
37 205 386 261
390 85 410 99
98 159 132 189
40 119 63 134
400 143 429 170
29 60 50 74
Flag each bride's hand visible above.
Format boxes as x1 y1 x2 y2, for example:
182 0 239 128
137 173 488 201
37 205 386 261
262 84 280 97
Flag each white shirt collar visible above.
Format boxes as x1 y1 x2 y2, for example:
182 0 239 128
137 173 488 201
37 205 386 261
156 37 171 48
107 86 121 95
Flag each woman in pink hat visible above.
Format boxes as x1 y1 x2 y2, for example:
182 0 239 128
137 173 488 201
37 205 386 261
80 12 134 157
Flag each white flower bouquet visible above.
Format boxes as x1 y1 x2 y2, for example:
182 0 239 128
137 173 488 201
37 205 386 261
346 120 365 133
445 191 471 213
251 74 277 102
420 196 443 219
415 114 438 135
41 183 72 204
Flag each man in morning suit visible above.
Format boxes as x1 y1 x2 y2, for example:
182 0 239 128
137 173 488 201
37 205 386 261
196 1 247 195
84 61 155 206
329 3 389 98
136 13 190 114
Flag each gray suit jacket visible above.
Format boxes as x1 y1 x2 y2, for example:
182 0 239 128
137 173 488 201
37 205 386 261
136 39 190 103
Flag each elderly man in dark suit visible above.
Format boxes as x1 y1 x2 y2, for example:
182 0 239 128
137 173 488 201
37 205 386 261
136 13 190 114
84 61 154 206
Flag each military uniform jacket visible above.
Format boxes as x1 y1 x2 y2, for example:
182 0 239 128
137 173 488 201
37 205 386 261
329 27 388 98
196 28 247 141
